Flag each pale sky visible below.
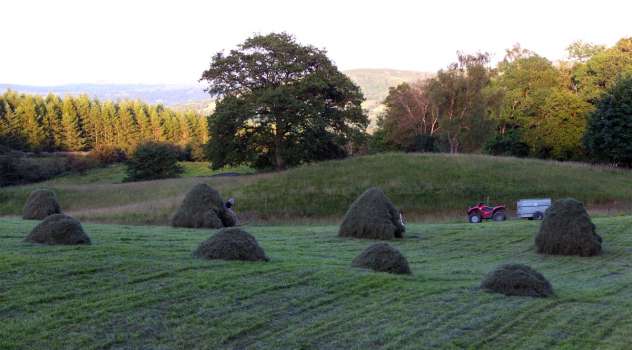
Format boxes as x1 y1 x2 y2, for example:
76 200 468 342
2 0 631 85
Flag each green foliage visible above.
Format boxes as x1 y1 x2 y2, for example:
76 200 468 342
572 38 632 103
584 76 632 166
124 142 183 182
0 91 208 159
484 130 529 157
202 32 368 170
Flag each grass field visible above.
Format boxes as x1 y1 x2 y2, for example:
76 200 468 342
2 153 632 225
1 216 632 349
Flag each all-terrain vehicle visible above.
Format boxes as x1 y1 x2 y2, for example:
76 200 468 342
467 203 506 223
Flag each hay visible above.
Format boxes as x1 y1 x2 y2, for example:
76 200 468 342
351 243 411 274
535 198 602 257
480 263 553 297
339 187 405 240
171 183 236 229
194 227 269 262
24 214 91 245
22 189 62 220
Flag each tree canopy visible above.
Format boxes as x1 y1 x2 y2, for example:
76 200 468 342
201 33 367 170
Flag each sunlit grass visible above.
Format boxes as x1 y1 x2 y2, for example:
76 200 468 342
1 216 632 349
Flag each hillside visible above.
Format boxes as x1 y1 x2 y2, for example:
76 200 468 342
2 216 632 348
1 153 631 225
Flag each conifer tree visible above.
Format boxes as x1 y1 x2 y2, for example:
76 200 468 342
61 96 87 151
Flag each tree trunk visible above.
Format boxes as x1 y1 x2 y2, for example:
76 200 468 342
274 134 285 171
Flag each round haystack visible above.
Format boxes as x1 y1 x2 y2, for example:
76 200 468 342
351 243 411 274
24 214 91 245
171 183 235 229
194 227 268 262
480 263 553 297
535 198 602 257
22 189 62 220
339 187 405 240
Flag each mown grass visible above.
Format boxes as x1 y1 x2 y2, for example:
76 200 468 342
2 153 632 225
1 216 632 349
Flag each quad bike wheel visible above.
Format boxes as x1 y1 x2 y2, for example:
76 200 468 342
468 212 482 223
533 211 544 220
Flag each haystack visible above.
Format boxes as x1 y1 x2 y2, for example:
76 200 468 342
171 183 235 228
480 263 553 297
351 243 411 274
194 227 268 261
24 214 91 245
339 187 405 240
535 198 602 257
22 189 62 220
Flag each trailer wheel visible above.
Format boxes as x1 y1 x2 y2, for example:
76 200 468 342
533 211 544 220
492 210 506 222
468 213 482 223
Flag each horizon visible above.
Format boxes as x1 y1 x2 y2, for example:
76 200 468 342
2 0 631 86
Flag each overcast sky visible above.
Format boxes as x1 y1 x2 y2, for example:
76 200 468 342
2 0 631 85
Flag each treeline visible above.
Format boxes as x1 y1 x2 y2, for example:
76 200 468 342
0 91 208 160
373 38 632 163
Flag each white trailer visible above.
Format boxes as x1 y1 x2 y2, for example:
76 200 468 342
517 198 551 220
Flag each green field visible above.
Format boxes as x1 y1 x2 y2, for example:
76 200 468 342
1 216 632 349
2 153 632 225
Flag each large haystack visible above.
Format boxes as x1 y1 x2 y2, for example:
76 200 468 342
480 263 553 297
351 243 411 274
22 189 62 220
194 227 268 262
171 183 235 229
339 187 405 240
24 214 91 245
535 198 602 257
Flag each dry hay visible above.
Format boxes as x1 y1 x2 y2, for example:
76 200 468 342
194 227 269 262
22 189 62 220
351 243 411 274
535 198 602 257
172 183 236 229
339 187 405 240
24 214 91 245
480 263 553 297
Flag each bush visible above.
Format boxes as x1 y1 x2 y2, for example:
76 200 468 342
90 145 127 164
125 142 183 182
485 131 529 157
66 155 101 175
0 154 68 187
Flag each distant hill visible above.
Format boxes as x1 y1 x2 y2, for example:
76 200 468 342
0 83 209 106
343 69 433 129
1 68 432 128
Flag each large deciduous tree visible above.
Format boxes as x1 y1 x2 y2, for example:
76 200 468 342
426 52 498 153
379 81 439 152
201 33 367 170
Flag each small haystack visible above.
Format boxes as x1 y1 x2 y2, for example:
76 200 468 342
24 214 91 245
339 187 405 240
194 227 268 262
352 243 411 274
535 198 602 257
480 263 553 297
22 189 62 220
172 183 235 229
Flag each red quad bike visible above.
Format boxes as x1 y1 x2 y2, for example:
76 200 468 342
467 203 507 223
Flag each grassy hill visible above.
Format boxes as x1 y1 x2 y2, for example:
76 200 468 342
2 216 632 349
1 153 632 225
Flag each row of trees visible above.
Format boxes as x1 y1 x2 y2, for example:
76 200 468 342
375 38 632 162
0 92 208 159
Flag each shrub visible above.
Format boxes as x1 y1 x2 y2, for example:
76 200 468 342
90 145 127 164
124 142 183 182
0 154 68 187
66 155 101 175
